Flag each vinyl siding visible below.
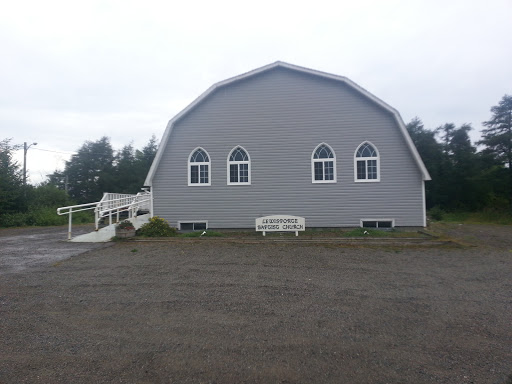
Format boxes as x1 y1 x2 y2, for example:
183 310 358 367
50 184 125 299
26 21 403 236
152 67 425 228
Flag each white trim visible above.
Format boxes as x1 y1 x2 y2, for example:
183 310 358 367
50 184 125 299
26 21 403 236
187 147 211 186
227 146 251 185
311 142 337 184
360 218 395 228
177 220 209 231
354 141 380 182
144 61 431 186
422 181 427 227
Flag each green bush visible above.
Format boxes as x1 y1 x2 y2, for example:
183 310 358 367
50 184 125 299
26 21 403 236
428 206 445 221
0 212 30 227
28 184 71 209
0 207 94 228
0 183 95 228
29 207 68 226
72 210 95 224
136 216 176 237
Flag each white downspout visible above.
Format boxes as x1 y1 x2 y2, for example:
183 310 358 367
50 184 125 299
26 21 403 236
422 180 427 227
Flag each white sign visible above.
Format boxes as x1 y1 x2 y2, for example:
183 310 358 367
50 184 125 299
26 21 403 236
255 215 305 236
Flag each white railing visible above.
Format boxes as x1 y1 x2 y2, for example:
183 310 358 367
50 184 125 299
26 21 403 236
57 190 152 240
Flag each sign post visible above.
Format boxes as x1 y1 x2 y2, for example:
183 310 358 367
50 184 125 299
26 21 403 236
255 215 306 236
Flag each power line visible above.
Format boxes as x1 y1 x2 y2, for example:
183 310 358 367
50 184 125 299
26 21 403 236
28 146 157 159
31 147 77 155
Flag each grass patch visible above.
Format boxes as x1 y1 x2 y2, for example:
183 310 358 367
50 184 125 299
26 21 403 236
440 211 512 225
341 228 390 237
178 228 426 238
179 230 224 238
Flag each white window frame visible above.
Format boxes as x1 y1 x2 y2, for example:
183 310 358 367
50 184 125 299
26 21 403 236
360 218 395 228
227 146 251 185
188 147 211 186
311 143 337 184
178 221 209 231
354 141 380 182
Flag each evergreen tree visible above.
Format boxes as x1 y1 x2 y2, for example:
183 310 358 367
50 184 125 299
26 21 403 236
407 119 483 211
64 137 115 203
406 118 444 208
59 136 157 203
479 94 512 210
0 139 24 213
436 123 480 210
134 135 158 186
114 143 140 194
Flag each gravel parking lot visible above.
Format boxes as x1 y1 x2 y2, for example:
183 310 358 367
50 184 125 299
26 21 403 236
0 224 511 383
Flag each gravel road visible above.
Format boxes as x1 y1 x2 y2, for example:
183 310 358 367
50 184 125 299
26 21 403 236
0 225 110 275
0 224 511 383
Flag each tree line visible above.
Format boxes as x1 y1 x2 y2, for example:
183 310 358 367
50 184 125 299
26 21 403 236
0 136 158 226
1 94 511 227
407 94 512 213
48 136 158 203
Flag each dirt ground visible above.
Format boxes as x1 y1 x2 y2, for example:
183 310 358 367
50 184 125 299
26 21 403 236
0 224 511 383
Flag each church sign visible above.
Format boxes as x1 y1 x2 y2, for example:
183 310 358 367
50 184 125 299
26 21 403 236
255 215 305 236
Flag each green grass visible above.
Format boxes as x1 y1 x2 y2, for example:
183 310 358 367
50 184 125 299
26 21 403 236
173 228 424 238
437 211 512 225
341 228 391 237
179 230 224 238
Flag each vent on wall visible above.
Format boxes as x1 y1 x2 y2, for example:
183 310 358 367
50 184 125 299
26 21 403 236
360 219 394 228
178 221 208 231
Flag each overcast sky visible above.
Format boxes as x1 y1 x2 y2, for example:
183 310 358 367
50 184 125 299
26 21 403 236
2 0 511 184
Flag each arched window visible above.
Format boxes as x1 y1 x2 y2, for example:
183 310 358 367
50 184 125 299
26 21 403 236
227 146 250 185
311 143 336 183
355 142 380 182
188 147 211 186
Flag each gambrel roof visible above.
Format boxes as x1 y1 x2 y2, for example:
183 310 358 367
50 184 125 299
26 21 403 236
145 61 431 186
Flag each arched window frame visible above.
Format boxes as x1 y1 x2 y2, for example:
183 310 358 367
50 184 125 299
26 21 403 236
354 141 380 182
188 147 211 186
311 143 337 183
227 146 251 185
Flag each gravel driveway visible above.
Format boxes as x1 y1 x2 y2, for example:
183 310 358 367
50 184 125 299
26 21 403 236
0 225 111 275
0 224 511 383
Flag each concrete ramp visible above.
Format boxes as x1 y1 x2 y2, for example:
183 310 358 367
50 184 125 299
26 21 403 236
70 214 151 243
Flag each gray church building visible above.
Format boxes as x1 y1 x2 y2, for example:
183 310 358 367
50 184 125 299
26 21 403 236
144 62 431 230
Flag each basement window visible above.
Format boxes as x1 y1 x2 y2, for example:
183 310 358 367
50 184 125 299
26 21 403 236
360 219 394 229
178 221 208 231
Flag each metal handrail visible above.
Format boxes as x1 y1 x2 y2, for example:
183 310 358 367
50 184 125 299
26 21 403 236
57 191 152 240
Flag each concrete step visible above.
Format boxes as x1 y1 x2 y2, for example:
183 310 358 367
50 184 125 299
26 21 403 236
70 214 151 243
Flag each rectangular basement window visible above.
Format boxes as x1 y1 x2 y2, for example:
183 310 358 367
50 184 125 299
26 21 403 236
178 221 208 231
360 219 394 229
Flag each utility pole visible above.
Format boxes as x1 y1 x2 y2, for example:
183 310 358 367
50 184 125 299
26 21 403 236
23 141 37 186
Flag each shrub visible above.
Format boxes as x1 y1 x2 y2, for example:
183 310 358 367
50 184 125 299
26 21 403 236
29 207 68 226
28 184 71 209
136 216 176 237
428 206 445 221
0 212 30 227
0 207 94 228
72 210 95 224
